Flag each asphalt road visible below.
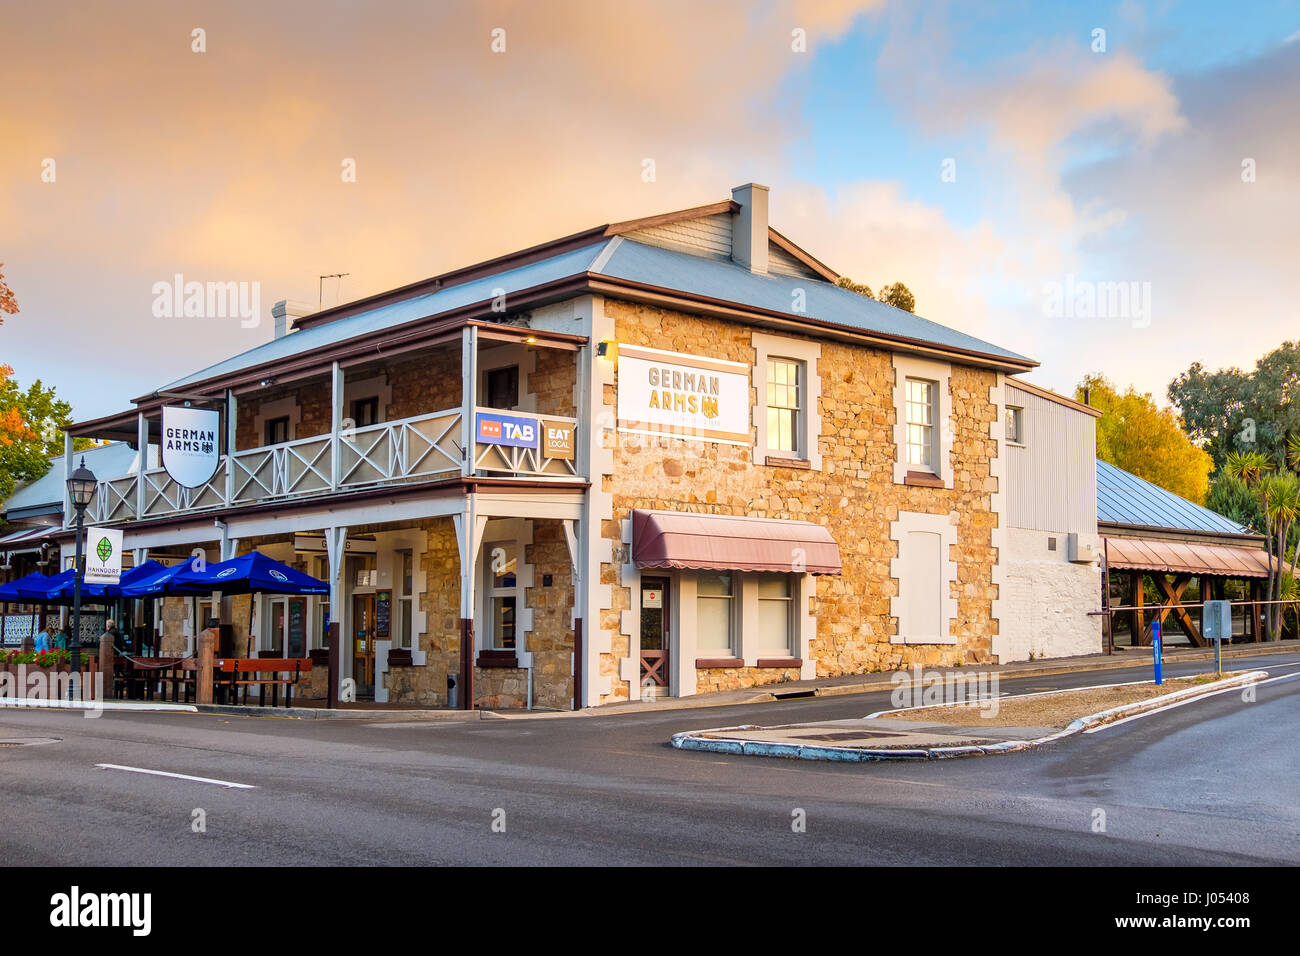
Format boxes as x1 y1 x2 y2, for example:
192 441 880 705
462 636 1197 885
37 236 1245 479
1 653 1297 866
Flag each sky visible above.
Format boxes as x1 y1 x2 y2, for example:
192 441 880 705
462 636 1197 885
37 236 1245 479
2 0 1298 420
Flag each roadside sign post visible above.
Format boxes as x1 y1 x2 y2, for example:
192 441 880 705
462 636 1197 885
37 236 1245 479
1151 619 1162 685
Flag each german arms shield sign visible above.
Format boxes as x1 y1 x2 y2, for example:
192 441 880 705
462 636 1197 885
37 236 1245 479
161 405 221 488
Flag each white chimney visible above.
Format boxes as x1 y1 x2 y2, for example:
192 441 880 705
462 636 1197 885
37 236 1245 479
731 183 770 275
272 299 313 339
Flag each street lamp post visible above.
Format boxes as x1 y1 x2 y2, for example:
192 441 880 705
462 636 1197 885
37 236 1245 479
66 457 97 702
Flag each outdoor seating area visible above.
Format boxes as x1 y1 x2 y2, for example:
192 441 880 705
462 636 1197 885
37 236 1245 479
0 549 327 708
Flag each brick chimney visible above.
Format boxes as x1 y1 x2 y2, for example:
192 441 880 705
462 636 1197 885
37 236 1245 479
731 183 770 275
272 300 312 339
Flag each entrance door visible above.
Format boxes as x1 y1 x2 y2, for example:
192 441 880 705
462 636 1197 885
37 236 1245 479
352 594 376 696
639 578 670 692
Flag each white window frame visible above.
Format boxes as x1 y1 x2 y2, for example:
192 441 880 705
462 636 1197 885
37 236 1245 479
1006 405 1025 446
474 518 534 663
695 571 737 656
482 540 520 651
753 331 822 469
756 573 796 657
253 396 301 447
905 377 937 471
395 548 414 650
892 355 953 487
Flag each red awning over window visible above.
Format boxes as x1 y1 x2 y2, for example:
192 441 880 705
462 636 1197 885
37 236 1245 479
631 509 842 575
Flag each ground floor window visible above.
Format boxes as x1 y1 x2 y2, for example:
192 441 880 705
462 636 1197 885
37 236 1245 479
757 575 794 655
485 541 518 650
696 571 734 654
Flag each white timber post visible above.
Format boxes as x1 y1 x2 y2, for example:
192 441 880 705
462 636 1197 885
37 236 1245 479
330 361 344 491
136 411 149 519
326 526 349 696
225 390 237 506
461 325 478 477
63 432 75 528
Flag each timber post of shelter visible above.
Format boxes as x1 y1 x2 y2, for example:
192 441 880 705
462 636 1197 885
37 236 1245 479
196 629 214 705
326 623 340 709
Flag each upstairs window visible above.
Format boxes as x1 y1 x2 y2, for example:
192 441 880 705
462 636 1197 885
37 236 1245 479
485 366 519 410
905 378 937 471
1006 406 1025 445
350 397 380 429
264 416 289 446
765 358 803 456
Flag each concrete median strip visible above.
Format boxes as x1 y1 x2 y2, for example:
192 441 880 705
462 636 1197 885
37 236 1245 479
670 670 1269 763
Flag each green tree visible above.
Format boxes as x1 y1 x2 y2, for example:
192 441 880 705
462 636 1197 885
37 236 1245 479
1224 450 1300 639
1206 472 1264 532
1168 340 1300 472
836 276 916 313
1079 374 1213 504
877 282 916 312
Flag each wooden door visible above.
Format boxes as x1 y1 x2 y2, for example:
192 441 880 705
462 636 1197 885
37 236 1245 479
352 594 376 694
639 578 669 689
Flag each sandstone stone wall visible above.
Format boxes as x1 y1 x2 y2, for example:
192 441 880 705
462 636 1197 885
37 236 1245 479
696 664 802 695
384 515 575 710
599 299 1001 703
529 348 578 418
234 343 464 451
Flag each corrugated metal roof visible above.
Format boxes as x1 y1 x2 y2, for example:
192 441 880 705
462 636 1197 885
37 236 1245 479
601 239 1032 362
1105 537 1272 578
156 237 1030 394
160 243 607 391
2 442 152 515
1096 459 1250 535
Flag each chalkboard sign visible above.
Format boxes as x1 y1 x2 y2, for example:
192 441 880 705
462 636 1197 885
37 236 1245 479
375 590 391 638
288 598 306 657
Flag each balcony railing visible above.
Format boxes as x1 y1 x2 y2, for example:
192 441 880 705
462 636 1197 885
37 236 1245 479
78 407 581 527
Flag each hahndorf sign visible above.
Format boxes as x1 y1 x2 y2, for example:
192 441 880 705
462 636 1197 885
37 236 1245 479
161 406 221 488
616 344 750 444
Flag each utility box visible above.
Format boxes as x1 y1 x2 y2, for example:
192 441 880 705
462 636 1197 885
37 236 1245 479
1067 532 1102 564
1203 600 1232 643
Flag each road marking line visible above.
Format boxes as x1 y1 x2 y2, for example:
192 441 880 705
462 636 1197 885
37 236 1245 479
1084 671 1300 734
95 763 256 789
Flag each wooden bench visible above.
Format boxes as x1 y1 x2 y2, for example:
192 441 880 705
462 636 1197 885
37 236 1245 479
114 656 189 701
215 658 311 707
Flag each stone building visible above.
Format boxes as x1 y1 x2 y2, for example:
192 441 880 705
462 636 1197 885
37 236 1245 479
56 183 1101 708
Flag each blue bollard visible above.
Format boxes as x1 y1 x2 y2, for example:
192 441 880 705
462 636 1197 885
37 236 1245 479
1152 619 1163 685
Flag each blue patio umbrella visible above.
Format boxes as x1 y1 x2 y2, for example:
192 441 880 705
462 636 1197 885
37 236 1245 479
171 551 329 596
0 571 54 603
83 559 168 600
40 559 169 602
11 568 84 603
120 560 215 597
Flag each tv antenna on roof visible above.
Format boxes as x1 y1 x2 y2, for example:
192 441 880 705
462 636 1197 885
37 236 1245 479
319 273 350 311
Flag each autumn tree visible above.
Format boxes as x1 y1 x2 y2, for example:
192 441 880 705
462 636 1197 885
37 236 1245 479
0 263 18 323
0 367 81 502
1077 373 1213 504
